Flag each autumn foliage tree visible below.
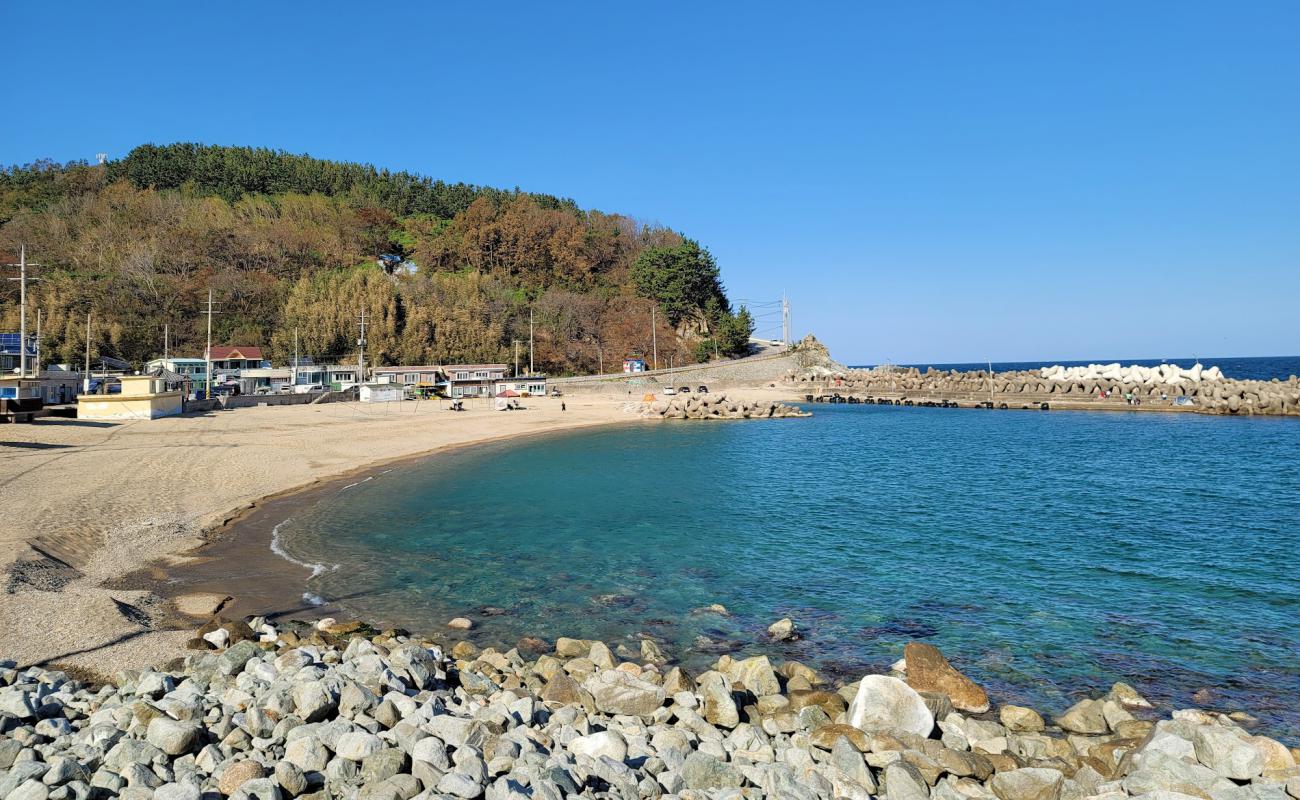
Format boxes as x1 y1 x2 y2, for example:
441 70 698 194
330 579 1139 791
0 145 750 373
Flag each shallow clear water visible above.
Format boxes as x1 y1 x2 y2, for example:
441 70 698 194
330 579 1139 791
280 406 1300 734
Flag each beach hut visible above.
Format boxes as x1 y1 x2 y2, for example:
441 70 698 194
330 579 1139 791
359 383 403 403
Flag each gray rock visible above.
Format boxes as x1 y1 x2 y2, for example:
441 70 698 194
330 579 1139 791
291 682 336 723
104 739 165 772
1055 699 1108 735
284 736 330 773
231 777 282 800
147 717 201 755
581 670 665 717
1124 751 1235 797
153 782 201 800
831 736 876 791
8 779 50 800
847 675 934 737
360 748 408 784
697 671 740 729
1193 726 1264 780
411 736 450 770
0 688 38 719
437 771 484 798
990 768 1065 800
680 751 742 791
768 618 798 641
336 732 384 761
217 641 262 676
725 655 781 697
885 760 931 800
274 761 308 796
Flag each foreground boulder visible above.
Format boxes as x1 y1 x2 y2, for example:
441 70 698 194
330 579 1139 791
904 641 990 713
847 674 935 737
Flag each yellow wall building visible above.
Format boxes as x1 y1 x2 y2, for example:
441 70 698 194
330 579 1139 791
77 375 183 421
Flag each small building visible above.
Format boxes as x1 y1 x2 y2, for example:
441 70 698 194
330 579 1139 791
145 357 207 389
623 358 647 374
77 374 183 421
444 364 508 399
208 346 266 373
494 376 548 397
0 332 37 374
238 367 293 395
371 365 443 388
0 377 43 422
289 364 361 391
359 383 403 403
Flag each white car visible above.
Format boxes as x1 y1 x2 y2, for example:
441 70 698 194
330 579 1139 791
662 386 677 396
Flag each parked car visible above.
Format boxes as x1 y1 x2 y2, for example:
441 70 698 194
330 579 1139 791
697 385 709 393
678 386 691 394
253 386 275 396
276 384 295 394
662 386 677 395
294 383 325 394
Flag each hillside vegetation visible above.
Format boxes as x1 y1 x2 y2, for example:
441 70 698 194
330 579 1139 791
0 143 753 373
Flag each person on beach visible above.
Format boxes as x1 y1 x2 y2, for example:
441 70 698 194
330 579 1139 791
561 402 566 411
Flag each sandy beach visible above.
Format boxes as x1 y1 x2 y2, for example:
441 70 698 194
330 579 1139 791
0 393 648 674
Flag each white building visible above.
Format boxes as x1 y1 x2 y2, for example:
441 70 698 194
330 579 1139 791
359 383 403 403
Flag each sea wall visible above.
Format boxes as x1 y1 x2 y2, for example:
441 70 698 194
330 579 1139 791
786 363 1300 416
640 394 810 420
3 616 1296 800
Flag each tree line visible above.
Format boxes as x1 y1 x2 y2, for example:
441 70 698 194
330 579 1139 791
0 144 754 375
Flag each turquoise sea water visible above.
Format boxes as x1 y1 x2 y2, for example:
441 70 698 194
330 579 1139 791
280 405 1300 735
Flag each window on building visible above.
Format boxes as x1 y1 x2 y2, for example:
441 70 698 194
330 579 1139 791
456 371 469 380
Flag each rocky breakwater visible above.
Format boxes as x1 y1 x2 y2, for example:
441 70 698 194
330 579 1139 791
641 394 810 421
786 362 1300 416
3 617 1298 800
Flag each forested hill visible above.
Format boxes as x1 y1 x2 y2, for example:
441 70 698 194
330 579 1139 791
0 143 754 373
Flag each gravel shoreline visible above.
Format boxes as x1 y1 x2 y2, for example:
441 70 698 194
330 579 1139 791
2 615 1295 800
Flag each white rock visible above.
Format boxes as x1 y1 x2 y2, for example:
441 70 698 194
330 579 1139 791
568 730 628 762
335 731 383 761
201 629 230 649
847 675 934 737
1193 725 1264 780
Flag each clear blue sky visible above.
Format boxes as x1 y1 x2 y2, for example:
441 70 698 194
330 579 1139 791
3 2 1297 364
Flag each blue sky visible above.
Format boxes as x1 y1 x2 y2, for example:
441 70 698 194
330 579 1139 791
3 2 1297 363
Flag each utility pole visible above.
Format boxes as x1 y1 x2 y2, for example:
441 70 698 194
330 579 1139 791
513 340 520 377
163 323 169 362
5 245 40 378
782 292 791 346
204 289 215 399
293 328 299 387
34 309 41 376
528 308 534 375
18 246 27 378
84 313 92 393
650 304 658 370
357 309 368 382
